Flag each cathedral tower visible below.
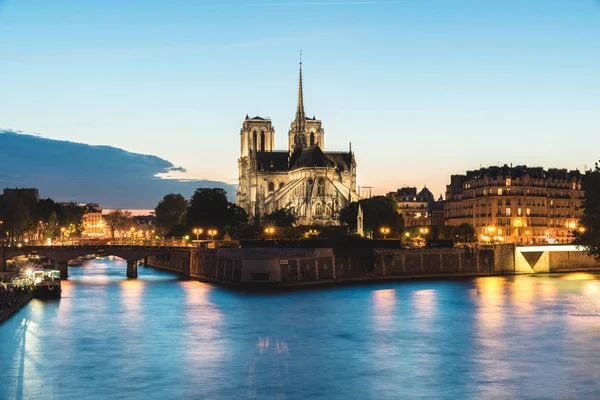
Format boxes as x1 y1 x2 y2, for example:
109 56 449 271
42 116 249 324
288 61 325 153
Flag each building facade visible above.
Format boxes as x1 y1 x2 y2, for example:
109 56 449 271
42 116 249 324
82 203 104 238
236 63 359 225
444 165 584 244
387 187 429 227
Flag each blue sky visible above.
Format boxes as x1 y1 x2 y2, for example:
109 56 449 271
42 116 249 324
1 0 599 198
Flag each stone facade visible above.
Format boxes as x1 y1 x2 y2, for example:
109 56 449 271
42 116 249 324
445 165 585 244
236 63 359 225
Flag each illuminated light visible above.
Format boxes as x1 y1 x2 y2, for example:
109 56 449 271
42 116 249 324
561 273 596 281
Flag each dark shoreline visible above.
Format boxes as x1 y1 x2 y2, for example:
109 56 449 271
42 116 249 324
0 290 33 325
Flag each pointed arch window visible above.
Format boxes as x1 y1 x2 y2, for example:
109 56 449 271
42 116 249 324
315 202 323 216
317 178 325 196
310 132 315 146
279 182 285 190
252 132 257 151
260 131 265 151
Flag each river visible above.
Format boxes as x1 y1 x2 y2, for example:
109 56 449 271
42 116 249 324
1 258 600 399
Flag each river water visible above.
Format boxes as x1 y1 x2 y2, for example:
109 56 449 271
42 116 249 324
1 258 600 399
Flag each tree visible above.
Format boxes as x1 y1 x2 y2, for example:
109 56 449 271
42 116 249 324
104 209 133 239
262 209 297 227
46 211 59 239
339 196 404 238
0 196 33 244
453 223 476 246
575 162 600 260
186 188 248 236
154 193 188 235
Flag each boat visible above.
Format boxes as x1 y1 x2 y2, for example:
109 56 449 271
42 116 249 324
31 269 62 299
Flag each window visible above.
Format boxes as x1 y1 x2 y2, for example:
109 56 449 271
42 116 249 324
268 182 275 192
279 182 285 190
498 188 503 195
260 131 265 151
315 203 323 216
517 208 522 216
252 132 257 150
310 132 315 146
317 178 325 196
506 207 511 216
506 178 511 186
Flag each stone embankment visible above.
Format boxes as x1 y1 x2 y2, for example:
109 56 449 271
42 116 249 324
0 275 33 324
145 244 600 289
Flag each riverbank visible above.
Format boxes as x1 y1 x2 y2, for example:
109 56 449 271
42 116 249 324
0 276 33 325
145 245 600 290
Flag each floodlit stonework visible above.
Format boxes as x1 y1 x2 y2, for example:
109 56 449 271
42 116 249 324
444 165 585 244
236 63 359 225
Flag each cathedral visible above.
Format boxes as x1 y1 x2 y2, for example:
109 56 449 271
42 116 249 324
236 62 359 225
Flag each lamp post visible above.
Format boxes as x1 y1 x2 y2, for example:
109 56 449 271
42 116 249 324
193 228 203 241
380 227 390 239
264 227 276 239
208 229 217 244
525 230 530 245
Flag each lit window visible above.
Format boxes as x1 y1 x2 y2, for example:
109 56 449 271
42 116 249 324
498 188 503 196
506 178 511 186
517 208 522 216
526 208 531 216
506 208 511 216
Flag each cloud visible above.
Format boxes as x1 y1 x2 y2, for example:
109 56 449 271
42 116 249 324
0 129 236 209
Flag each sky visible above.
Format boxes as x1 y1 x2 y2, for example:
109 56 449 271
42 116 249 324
1 0 599 199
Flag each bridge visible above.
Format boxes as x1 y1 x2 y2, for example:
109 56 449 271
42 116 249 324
0 245 192 279
514 244 598 273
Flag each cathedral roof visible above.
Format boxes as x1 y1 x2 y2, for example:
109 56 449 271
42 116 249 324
255 151 289 172
291 145 335 169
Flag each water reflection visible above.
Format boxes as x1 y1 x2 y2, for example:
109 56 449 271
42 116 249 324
2 264 600 399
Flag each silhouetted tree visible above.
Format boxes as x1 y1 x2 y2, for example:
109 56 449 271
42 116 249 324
339 196 404 238
576 162 600 260
453 223 476 246
186 188 248 236
104 209 133 239
262 209 297 227
154 193 188 235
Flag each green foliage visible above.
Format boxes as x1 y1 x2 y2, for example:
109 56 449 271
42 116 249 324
453 223 476 246
46 211 59 239
186 188 248 234
104 209 133 239
262 209 297 227
0 195 33 244
339 196 404 238
154 193 188 235
576 162 600 260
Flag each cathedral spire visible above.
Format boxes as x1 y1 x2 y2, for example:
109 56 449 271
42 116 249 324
295 51 306 129
291 51 307 151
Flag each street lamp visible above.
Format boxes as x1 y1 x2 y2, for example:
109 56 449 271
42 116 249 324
264 227 276 238
208 229 217 241
193 228 203 241
380 227 390 239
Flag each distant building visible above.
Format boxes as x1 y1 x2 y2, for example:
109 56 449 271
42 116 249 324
82 203 105 238
133 215 155 238
444 165 584 244
3 188 39 201
387 187 429 227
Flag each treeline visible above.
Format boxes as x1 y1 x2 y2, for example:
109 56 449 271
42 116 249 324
0 193 86 244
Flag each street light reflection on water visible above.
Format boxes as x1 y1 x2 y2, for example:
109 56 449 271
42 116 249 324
2 260 600 399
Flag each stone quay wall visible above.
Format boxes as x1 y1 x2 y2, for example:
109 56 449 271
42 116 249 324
146 244 600 288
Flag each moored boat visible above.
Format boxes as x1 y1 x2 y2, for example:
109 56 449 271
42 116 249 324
32 269 62 299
